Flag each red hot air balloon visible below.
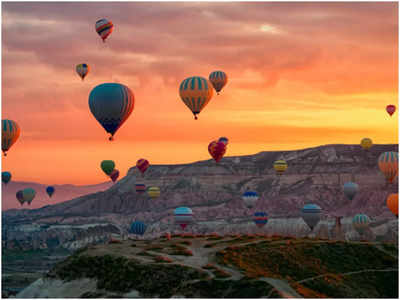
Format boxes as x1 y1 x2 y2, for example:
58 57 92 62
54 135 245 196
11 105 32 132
386 105 396 116
208 140 226 163
136 159 149 176
110 169 119 183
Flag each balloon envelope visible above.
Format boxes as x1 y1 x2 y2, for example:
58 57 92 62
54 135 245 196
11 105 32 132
110 169 119 183
136 183 146 194
174 207 193 229
101 160 115 176
16 190 24 205
253 212 268 228
387 193 398 217
95 18 114 42
273 160 288 175
209 71 228 94
89 83 134 141
386 105 396 116
76 63 90 80
136 159 150 174
130 221 147 236
46 186 55 198
343 182 359 201
218 137 229 146
2 171 11 185
301 204 322 231
2 119 20 156
352 214 371 235
378 152 398 184
22 188 36 205
242 191 259 208
360 138 373 150
208 141 226 163
147 186 160 198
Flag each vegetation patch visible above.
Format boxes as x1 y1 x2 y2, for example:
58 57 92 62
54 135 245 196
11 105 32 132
212 268 232 278
153 256 173 263
179 240 192 246
202 263 216 270
170 249 193 256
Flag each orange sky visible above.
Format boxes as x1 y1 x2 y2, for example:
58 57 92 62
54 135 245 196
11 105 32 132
2 2 398 185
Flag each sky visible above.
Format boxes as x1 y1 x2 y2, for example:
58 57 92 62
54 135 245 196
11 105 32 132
2 1 398 185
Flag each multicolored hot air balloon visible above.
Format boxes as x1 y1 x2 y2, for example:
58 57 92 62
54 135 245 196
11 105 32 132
16 190 24 206
76 63 90 81
360 138 373 150
2 171 11 185
273 160 288 176
386 105 396 116
22 188 36 205
301 204 321 231
343 182 359 201
174 207 193 230
130 221 147 236
136 159 149 176
378 152 398 184
218 137 229 146
46 186 55 198
179 76 213 120
209 71 228 95
387 193 398 217
242 190 259 208
95 18 114 42
136 183 146 194
89 83 134 141
253 212 268 228
2 119 20 156
110 169 119 183
352 214 371 236
101 160 115 176
147 186 160 198
208 141 226 163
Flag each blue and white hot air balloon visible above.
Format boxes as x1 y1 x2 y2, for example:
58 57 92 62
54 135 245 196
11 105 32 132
343 182 359 201
301 204 322 231
174 207 193 230
242 190 259 208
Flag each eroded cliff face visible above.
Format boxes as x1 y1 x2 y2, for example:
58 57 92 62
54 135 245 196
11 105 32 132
2 144 398 250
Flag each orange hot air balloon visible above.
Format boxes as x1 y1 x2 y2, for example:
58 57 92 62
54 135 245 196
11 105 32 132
208 140 226 163
387 193 398 217
378 152 399 184
136 159 149 176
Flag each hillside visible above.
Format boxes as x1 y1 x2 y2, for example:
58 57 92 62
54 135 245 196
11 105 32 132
16 235 398 298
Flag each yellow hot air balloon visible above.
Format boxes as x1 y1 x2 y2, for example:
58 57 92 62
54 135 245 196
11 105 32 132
2 119 20 156
387 193 398 217
179 76 213 120
147 186 160 198
360 138 373 150
273 160 288 175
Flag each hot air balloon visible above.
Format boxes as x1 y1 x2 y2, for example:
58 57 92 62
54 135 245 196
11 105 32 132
352 214 371 236
46 186 55 198
218 137 229 146
89 83 134 141
179 76 213 120
174 207 193 230
2 119 20 156
378 152 398 184
209 71 228 95
110 169 119 183
273 160 288 176
22 188 36 205
136 159 149 176
386 105 396 116
242 190 259 208
2 171 11 185
387 193 398 217
208 141 226 163
136 183 146 194
343 182 359 201
301 204 321 231
129 221 147 236
253 212 268 228
95 18 114 42
101 160 115 176
147 186 160 199
76 63 90 81
360 138 373 150
16 190 24 206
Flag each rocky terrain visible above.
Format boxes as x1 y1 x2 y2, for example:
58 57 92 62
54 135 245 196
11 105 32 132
15 234 399 298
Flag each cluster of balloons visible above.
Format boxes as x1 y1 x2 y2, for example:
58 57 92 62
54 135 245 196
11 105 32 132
100 160 119 183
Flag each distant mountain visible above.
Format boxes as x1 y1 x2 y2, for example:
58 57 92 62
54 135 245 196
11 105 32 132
2 181 113 211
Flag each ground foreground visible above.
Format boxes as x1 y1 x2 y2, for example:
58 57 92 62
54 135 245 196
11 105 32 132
15 234 398 298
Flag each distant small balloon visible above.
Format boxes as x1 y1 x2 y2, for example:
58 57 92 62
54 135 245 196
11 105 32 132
16 190 24 206
360 138 373 150
242 190 259 209
95 18 114 42
301 204 321 231
136 183 146 194
136 159 150 175
130 221 147 236
147 186 160 199
273 160 288 175
2 171 11 185
76 63 90 81
386 105 396 116
110 169 119 183
253 212 268 228
209 71 228 95
343 182 359 201
387 193 398 217
101 160 115 176
352 214 371 236
46 186 55 198
208 140 226 163
174 207 193 230
22 188 36 205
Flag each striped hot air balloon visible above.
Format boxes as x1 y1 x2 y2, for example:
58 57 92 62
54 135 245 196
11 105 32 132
343 182 359 201
242 190 259 208
136 159 149 176
387 193 398 217
352 214 371 236
209 71 228 95
273 160 288 176
301 204 321 231
2 172 11 185
130 221 147 236
378 152 398 184
179 76 213 120
136 184 146 194
95 18 114 42
360 138 373 150
208 140 226 163
174 207 193 230
147 186 160 199
2 119 20 156
253 212 268 228
76 63 90 81
89 83 134 141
